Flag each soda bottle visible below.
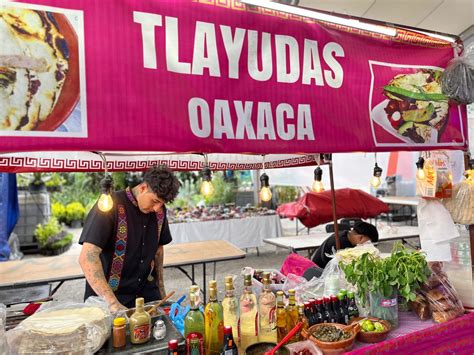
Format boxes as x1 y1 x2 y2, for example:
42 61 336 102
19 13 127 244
314 298 324 324
337 293 349 325
168 339 178 355
347 291 359 319
330 295 344 324
220 326 238 355
303 302 313 326
323 297 336 323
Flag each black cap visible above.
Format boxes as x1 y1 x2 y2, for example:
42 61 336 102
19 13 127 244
353 221 379 243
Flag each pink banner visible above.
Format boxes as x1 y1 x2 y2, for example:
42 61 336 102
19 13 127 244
0 0 468 154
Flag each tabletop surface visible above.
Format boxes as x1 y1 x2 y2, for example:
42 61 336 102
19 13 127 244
0 240 245 287
379 196 420 206
264 225 420 250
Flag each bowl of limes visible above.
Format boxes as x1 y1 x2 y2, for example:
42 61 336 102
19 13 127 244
350 317 391 343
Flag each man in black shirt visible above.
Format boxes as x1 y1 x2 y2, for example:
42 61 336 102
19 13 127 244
303 221 379 279
79 166 180 312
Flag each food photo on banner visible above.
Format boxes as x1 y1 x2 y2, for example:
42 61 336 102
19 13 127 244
0 0 468 154
0 1 87 137
0 0 472 354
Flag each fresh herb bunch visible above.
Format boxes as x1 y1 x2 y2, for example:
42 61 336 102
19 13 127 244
340 242 430 305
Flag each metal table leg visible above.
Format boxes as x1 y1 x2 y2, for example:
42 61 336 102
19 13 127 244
202 263 207 301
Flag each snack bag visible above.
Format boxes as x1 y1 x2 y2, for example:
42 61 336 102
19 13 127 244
417 153 452 199
413 262 464 323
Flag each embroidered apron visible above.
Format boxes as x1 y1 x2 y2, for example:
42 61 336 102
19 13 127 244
108 189 165 291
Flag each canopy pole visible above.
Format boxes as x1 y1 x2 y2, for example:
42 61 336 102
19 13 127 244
327 154 340 250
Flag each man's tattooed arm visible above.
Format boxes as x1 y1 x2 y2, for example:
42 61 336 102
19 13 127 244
79 242 126 312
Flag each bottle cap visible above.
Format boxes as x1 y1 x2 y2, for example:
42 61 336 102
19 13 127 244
224 275 234 284
348 291 355 298
330 295 338 301
190 285 200 293
337 293 345 301
276 290 284 296
155 319 165 328
209 280 217 289
244 274 252 286
135 297 145 307
340 289 348 296
224 325 233 335
288 289 295 295
113 317 126 326
225 282 234 291
168 339 178 350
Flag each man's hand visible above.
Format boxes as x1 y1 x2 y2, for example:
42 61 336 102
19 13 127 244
155 245 166 298
109 299 128 314
79 242 122 310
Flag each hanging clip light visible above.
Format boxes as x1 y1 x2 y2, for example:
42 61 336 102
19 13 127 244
312 155 325 193
259 155 272 202
96 152 114 212
416 156 425 180
200 154 214 197
370 154 383 188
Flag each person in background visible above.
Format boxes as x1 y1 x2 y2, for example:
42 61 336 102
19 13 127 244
303 221 379 280
78 166 180 312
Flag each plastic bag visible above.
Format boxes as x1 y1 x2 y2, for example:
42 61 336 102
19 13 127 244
321 257 347 297
6 297 112 354
8 233 23 261
0 303 8 355
293 276 325 303
441 43 474 104
285 339 323 355
280 253 317 277
444 180 474 224
412 262 464 323
282 274 306 294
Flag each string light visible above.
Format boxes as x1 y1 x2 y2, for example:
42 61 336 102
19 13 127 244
416 157 425 180
98 175 114 212
259 155 272 202
371 161 383 188
200 166 214 197
96 152 114 212
260 173 272 202
200 155 214 197
312 166 324 193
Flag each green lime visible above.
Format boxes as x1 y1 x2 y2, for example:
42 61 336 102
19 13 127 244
366 323 375 332
374 322 385 332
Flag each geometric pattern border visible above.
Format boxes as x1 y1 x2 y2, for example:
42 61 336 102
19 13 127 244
191 0 453 49
0 155 321 173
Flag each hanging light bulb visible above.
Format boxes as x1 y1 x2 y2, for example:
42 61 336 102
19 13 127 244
259 173 272 202
312 166 324 192
416 157 425 180
200 166 214 197
97 175 114 212
370 163 383 188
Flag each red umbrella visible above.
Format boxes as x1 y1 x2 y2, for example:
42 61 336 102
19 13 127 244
277 188 389 228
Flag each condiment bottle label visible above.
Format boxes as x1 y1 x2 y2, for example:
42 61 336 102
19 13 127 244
133 324 150 341
186 332 204 354
380 298 397 307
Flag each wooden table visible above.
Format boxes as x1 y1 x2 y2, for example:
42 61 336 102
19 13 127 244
0 240 245 305
264 226 420 255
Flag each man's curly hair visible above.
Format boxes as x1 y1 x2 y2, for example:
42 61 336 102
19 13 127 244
143 166 181 203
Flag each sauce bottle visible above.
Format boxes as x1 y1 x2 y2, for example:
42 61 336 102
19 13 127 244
112 317 126 348
129 297 151 344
